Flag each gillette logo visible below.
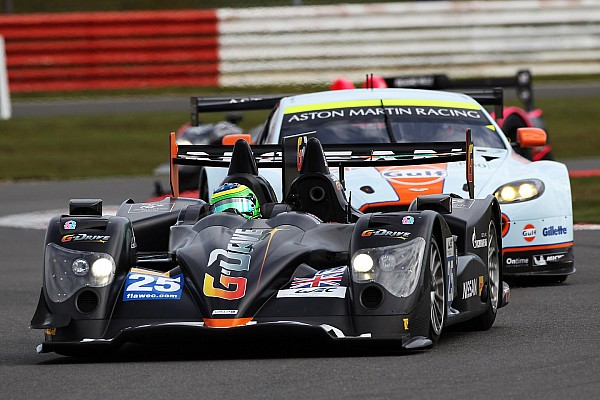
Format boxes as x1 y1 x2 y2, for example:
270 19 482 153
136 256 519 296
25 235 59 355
542 226 568 237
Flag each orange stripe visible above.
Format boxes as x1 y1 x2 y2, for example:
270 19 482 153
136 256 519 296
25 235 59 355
502 242 573 254
203 318 253 328
375 163 448 207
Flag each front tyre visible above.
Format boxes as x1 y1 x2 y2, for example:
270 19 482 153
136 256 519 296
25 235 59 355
428 238 446 345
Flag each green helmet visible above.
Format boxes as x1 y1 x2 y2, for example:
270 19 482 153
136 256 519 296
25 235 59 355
210 183 261 219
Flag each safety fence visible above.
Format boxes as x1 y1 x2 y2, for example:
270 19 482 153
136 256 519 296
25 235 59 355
0 1 599 92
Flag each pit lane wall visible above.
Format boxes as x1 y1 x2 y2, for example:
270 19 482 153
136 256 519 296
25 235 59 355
0 0 599 92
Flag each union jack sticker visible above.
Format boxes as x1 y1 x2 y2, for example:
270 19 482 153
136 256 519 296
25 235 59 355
290 266 346 288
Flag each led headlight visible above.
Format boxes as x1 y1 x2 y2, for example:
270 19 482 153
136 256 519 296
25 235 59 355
351 237 425 298
352 253 374 273
91 258 115 286
494 179 544 204
44 243 116 302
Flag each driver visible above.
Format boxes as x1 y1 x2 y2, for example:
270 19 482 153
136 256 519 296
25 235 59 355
431 122 456 141
210 183 261 219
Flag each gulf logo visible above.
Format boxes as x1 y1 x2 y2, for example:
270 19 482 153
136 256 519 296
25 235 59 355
380 165 447 186
522 224 536 242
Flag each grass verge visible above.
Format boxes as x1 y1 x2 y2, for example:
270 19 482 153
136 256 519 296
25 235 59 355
571 176 600 224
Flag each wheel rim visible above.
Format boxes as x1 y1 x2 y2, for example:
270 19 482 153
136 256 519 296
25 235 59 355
430 241 445 336
488 220 500 313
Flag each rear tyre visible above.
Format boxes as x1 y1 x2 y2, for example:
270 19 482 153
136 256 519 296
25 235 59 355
428 238 446 345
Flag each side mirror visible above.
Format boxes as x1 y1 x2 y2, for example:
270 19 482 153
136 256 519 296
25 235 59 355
517 127 547 148
222 133 252 145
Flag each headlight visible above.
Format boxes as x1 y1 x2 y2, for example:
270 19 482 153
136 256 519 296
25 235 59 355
352 253 374 273
91 258 115 286
45 243 116 302
494 179 544 204
72 258 89 276
351 237 425 298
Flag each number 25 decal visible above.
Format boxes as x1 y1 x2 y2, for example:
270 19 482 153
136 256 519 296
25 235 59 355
126 273 182 293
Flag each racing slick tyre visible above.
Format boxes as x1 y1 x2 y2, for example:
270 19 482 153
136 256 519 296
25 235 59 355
428 237 446 346
464 219 501 331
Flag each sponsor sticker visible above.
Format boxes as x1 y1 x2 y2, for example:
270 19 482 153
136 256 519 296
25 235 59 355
446 236 454 258
123 272 183 301
461 276 483 300
533 253 566 266
212 309 238 315
452 198 474 209
61 233 110 243
402 216 415 225
446 236 456 304
291 266 345 288
472 228 488 249
506 257 529 267
542 225 568 237
203 228 267 300
63 220 77 230
128 203 174 213
380 165 447 186
361 229 410 240
522 224 536 242
276 287 347 298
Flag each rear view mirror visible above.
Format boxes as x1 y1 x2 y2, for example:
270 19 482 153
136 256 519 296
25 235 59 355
517 127 547 148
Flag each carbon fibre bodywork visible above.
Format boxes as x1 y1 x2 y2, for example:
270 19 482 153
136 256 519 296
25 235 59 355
32 138 508 356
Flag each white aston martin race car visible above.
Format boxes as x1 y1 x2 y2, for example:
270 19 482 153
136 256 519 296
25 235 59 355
190 87 574 281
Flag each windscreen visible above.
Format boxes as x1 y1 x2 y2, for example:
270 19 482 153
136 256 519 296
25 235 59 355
280 100 505 149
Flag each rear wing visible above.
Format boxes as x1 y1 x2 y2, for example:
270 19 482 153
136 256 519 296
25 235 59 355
384 69 534 112
190 95 286 126
169 131 475 200
190 85 506 128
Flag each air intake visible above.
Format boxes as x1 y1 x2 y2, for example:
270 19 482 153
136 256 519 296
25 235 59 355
76 290 99 314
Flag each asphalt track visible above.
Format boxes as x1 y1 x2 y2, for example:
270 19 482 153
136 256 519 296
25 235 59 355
1 177 599 400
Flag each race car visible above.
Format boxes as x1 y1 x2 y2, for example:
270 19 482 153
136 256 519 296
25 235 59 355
195 86 574 281
31 134 509 356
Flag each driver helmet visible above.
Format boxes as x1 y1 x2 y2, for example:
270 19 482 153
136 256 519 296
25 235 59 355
210 183 261 219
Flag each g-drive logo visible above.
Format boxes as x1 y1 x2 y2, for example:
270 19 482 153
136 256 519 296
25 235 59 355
61 233 110 243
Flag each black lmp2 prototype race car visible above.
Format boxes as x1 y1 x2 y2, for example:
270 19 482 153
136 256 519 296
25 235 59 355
31 132 509 356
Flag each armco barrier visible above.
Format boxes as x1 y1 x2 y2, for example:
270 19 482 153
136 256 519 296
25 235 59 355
0 1 599 92
0 10 218 92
